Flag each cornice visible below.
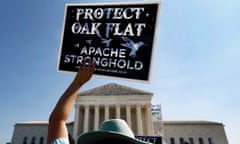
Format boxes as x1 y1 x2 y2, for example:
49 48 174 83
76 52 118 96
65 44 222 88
78 83 153 96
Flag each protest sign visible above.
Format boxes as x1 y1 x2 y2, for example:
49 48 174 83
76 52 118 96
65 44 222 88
135 136 162 144
57 1 161 82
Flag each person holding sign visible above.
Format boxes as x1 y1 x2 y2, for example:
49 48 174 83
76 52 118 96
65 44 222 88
47 59 151 144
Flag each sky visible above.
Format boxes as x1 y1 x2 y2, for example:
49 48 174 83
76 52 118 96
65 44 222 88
0 0 239 143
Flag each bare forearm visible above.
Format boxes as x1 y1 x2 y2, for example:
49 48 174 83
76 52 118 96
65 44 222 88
49 80 83 122
47 80 82 144
47 60 95 144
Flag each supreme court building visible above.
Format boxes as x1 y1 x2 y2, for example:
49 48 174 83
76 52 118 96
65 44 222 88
10 83 229 144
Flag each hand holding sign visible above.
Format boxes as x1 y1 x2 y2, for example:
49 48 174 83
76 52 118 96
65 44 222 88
58 2 161 83
74 59 96 86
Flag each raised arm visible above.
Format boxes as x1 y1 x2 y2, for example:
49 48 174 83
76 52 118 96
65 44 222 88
47 60 95 144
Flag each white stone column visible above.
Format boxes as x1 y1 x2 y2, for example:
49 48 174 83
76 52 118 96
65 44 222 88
104 105 109 120
73 105 80 139
116 104 121 119
94 105 99 130
126 104 132 127
146 104 153 135
136 105 143 135
83 105 89 132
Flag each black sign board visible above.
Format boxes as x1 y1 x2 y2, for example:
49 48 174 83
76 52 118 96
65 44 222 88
57 2 161 82
135 136 162 144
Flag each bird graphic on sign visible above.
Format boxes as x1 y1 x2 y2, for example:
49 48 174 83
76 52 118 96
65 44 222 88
121 37 145 58
101 38 112 47
86 39 93 45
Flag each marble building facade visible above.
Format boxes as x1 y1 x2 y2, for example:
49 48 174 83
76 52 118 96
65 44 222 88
10 83 228 144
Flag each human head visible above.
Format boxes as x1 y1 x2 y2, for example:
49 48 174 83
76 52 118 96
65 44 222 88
77 119 152 144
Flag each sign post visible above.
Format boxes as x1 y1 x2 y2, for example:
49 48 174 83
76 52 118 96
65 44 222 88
57 1 161 83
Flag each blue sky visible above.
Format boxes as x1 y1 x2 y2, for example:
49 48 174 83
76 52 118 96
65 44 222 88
0 0 239 143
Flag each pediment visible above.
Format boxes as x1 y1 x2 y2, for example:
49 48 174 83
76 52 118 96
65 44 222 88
78 83 153 96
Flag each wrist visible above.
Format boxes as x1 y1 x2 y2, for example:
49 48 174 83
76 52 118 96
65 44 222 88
72 77 85 88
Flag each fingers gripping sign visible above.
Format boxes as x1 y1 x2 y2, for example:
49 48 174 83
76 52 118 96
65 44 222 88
74 59 96 86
